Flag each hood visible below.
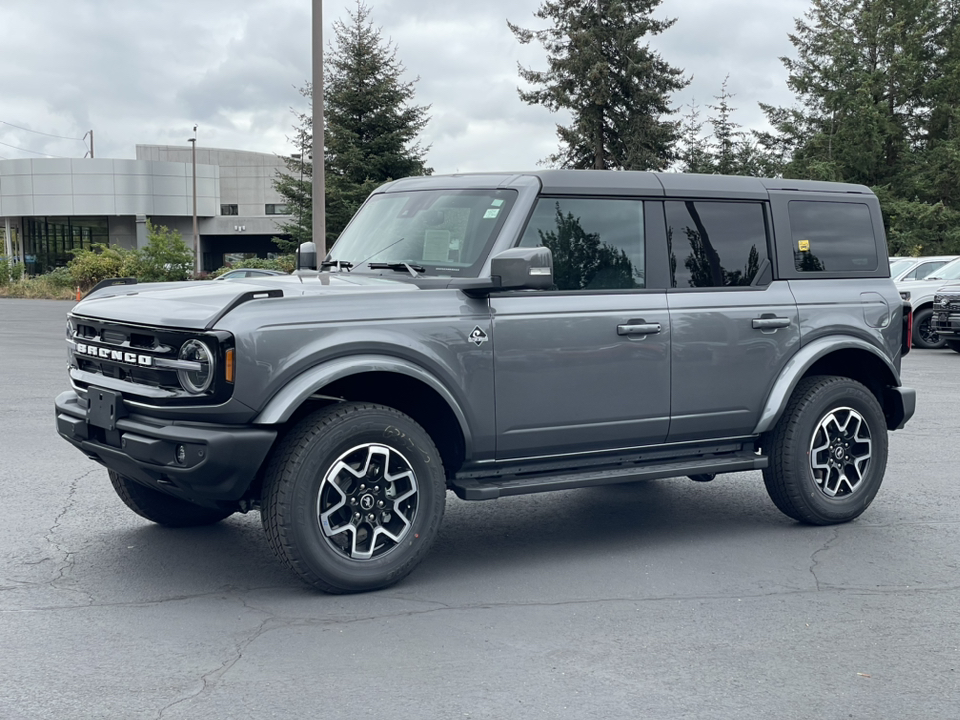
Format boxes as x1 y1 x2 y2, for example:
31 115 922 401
72 274 418 330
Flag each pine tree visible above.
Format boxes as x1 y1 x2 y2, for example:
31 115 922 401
274 1 431 252
676 78 780 177
758 0 960 253
509 0 688 171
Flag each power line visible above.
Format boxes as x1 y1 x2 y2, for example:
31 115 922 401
0 120 85 142
0 139 71 158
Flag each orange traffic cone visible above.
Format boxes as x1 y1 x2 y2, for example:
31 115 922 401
75 286 82 301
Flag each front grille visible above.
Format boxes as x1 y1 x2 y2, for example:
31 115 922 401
935 294 960 313
67 315 233 406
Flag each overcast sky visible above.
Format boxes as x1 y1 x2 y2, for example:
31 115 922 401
0 0 810 174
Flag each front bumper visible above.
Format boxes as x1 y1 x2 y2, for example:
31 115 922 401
931 311 960 339
55 390 276 506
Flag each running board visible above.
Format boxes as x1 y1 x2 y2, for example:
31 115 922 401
450 452 767 501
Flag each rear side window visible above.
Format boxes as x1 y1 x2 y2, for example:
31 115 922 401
518 197 645 291
789 201 878 273
664 201 769 288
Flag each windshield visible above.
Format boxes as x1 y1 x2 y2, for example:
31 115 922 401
889 258 914 276
926 257 960 280
327 188 519 276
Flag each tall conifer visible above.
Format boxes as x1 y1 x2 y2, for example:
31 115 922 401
509 0 688 171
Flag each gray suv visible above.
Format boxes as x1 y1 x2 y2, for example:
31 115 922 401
55 171 915 593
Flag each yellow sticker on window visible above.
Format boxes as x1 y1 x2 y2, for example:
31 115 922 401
798 240 810 251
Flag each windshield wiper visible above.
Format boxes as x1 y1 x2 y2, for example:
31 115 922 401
368 262 425 278
320 260 353 271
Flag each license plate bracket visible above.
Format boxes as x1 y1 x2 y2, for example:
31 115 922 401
87 388 123 431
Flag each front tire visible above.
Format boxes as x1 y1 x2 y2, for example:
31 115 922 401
109 470 235 527
261 403 446 594
762 376 888 525
912 308 946 349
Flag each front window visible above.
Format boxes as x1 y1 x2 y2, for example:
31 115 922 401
327 189 518 276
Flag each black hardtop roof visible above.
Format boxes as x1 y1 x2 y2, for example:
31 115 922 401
381 169 873 199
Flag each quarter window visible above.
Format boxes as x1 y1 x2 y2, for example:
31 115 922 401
518 197 645 291
664 201 768 288
788 201 878 273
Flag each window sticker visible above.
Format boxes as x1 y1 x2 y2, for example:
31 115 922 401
798 239 810 252
491 199 504 207
483 208 501 219
423 230 452 262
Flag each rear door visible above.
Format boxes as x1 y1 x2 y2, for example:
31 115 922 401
660 199 800 442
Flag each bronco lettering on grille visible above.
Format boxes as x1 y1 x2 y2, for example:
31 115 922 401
75 343 154 367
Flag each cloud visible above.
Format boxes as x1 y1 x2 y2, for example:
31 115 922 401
0 0 807 171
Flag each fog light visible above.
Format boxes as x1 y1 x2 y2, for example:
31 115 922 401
176 445 187 464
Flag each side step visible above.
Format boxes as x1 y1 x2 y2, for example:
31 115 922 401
450 452 767 501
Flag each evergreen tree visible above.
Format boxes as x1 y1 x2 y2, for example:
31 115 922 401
274 1 431 252
509 0 688 171
758 0 960 252
676 78 780 176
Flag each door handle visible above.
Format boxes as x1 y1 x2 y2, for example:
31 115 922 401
752 316 790 329
617 322 662 336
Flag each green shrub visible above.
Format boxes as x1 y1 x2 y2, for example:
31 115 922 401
208 254 296 278
0 256 9 288
137 221 194 282
0 273 76 300
67 243 138 292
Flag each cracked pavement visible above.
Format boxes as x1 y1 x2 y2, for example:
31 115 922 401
1 298 958 719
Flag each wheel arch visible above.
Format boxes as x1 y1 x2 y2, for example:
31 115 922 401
254 355 471 475
754 338 902 435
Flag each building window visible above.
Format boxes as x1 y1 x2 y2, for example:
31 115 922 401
265 204 290 215
221 204 238 216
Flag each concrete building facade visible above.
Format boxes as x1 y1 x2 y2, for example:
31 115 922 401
0 144 293 273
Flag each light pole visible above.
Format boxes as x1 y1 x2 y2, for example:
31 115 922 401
312 0 326 255
188 126 199 276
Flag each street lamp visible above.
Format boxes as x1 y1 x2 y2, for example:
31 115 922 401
188 126 199 276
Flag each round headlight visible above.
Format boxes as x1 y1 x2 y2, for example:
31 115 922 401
177 340 215 394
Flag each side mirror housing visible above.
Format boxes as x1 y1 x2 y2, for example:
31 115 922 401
492 247 554 291
455 247 554 297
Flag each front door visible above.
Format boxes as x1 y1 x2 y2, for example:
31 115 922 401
491 196 670 460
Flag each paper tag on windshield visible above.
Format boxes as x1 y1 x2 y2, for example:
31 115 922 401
484 208 500 219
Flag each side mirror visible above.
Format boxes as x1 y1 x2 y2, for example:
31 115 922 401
297 241 317 271
455 246 554 297
491 247 554 291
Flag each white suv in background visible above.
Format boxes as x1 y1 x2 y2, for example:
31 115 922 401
898 256 960 348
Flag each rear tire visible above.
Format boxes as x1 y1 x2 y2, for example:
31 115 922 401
109 470 235 527
762 376 888 525
912 308 946 349
261 402 446 594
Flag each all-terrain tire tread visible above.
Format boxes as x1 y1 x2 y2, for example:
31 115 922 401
260 402 445 593
762 375 882 526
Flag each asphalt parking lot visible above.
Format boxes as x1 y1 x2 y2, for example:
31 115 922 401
1 298 958 719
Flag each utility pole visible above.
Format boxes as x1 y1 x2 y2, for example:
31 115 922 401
188 126 199 276
312 0 326 255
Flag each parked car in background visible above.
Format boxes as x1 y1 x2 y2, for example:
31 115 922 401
931 285 960 353
897 257 960 348
890 256 958 283
213 268 285 281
